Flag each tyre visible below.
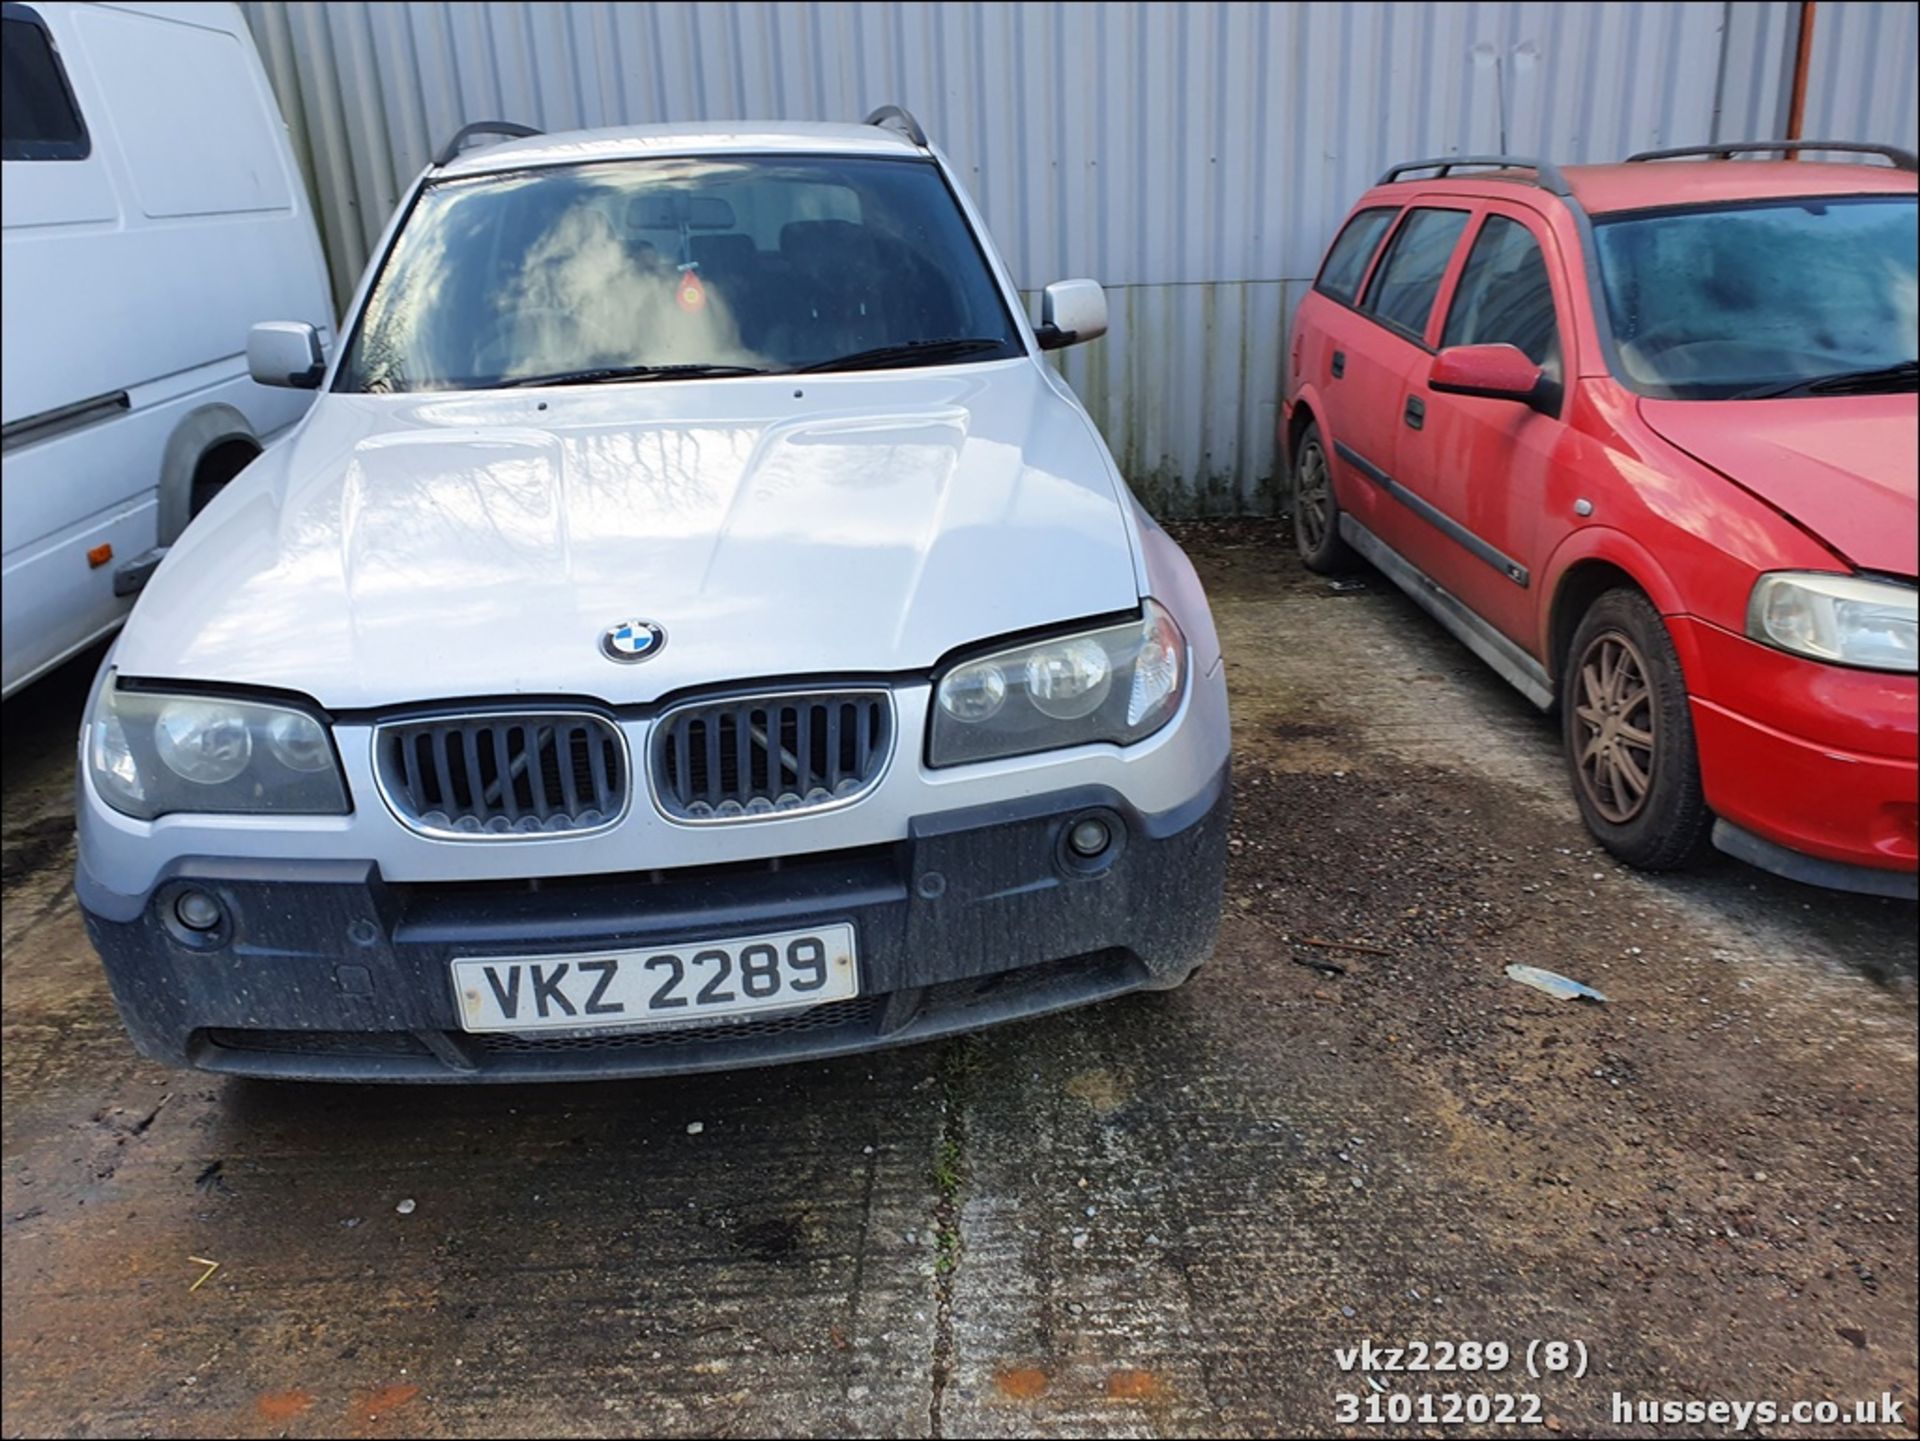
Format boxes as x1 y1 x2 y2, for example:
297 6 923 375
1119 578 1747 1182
1291 421 1353 573
1562 587 1711 870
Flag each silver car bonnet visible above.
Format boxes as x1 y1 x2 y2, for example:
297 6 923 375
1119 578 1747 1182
110 360 1141 709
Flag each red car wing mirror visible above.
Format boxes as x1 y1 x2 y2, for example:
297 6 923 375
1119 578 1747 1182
1428 344 1547 409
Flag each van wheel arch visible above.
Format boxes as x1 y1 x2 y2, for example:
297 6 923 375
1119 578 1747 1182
158 405 261 543
189 436 262 518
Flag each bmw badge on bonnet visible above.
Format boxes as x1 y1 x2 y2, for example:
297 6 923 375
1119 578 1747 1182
601 618 665 663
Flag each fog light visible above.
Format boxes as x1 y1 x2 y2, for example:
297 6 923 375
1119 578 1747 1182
173 889 223 932
1068 817 1112 858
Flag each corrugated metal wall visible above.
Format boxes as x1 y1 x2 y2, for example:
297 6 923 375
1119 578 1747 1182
1800 1 1920 158
239 1 1919 515
1717 2 1920 157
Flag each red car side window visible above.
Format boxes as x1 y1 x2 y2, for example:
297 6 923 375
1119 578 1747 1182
1441 214 1565 401
1314 206 1398 305
1360 207 1470 340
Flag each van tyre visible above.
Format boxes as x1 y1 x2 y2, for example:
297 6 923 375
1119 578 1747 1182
1292 422 1353 573
1562 587 1711 870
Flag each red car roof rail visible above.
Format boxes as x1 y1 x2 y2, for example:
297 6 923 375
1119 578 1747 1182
1625 139 1918 171
1376 154 1571 197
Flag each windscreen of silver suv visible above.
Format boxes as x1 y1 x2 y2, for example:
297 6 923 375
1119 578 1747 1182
338 154 1024 392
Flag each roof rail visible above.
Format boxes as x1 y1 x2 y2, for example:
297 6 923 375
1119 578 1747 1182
433 120 543 168
1625 139 1918 171
863 105 928 148
1377 154 1571 197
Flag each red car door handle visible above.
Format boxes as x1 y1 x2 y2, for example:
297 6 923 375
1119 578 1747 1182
1331 350 1346 379
1404 395 1425 429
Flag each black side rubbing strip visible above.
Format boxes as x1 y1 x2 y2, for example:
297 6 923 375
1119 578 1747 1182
1 389 129 451
1332 441 1530 588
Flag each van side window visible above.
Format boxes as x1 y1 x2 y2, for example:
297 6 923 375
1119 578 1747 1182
1442 215 1563 382
1 5 89 161
1360 207 1469 339
1314 207 1398 305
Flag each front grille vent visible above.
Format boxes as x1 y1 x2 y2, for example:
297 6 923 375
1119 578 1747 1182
654 690 893 821
376 712 627 837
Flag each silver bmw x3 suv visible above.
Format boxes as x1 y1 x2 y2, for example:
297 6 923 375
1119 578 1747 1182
76 110 1232 1082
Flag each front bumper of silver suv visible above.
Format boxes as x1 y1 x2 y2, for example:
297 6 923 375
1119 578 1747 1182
77 763 1229 1081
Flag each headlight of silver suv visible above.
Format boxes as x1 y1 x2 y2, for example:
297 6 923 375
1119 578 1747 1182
88 672 350 819
929 601 1186 767
1746 572 1918 673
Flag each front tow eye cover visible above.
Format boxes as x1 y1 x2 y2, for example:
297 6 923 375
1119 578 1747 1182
1058 808 1126 877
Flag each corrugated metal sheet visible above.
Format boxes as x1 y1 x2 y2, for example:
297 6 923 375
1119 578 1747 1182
1714 1 1800 140
1801 2 1920 157
239 1 1915 515
1718 3 1920 160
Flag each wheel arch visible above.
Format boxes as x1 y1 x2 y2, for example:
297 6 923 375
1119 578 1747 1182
1282 389 1326 477
157 404 261 544
1541 527 1696 688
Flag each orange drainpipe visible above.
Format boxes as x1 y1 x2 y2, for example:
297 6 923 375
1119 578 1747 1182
1785 1 1816 160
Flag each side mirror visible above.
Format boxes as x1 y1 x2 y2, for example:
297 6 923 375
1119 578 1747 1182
1427 344 1546 409
248 321 325 389
1036 279 1108 351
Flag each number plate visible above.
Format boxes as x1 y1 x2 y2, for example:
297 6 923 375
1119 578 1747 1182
450 924 858 1034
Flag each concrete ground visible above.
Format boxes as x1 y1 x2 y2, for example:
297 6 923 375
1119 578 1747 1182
3 521 1915 1439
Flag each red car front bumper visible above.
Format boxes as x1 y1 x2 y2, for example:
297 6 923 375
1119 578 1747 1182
1674 617 1917 895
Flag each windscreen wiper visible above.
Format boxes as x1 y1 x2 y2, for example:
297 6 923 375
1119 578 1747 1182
794 338 1012 374
1736 359 1918 399
491 362 775 389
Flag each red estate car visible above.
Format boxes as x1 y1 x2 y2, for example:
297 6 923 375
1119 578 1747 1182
1284 141 1917 898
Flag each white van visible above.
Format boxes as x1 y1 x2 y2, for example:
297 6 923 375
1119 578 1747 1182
0 0 332 697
